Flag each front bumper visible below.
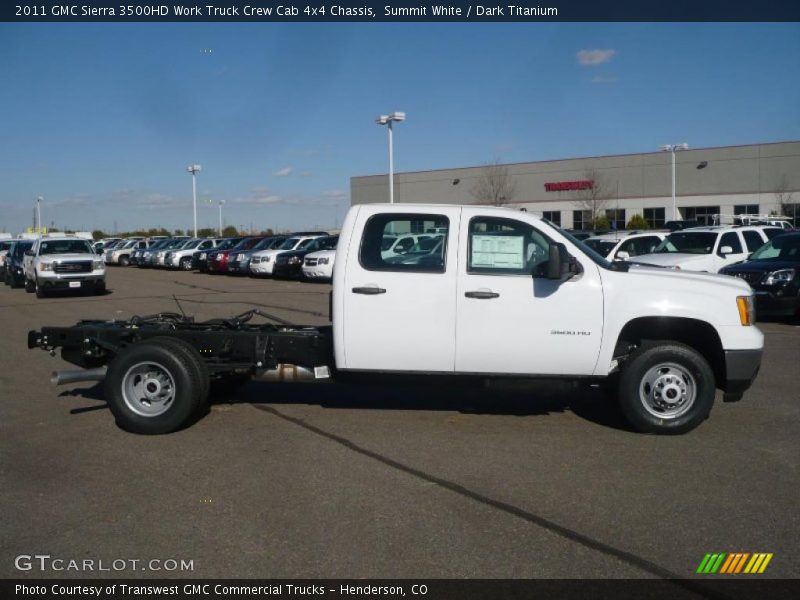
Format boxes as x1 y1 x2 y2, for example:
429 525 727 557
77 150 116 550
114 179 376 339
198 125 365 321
723 348 763 394
302 266 332 279
227 259 250 274
249 260 274 275
273 263 303 278
38 275 106 291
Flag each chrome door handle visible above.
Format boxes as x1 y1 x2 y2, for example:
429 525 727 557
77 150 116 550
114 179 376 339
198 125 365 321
352 286 386 295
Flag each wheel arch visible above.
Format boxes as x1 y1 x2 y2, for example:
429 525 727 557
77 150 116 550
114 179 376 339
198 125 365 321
614 317 725 389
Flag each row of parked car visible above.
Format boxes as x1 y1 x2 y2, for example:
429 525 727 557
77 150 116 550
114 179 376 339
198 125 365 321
566 224 799 320
98 232 341 281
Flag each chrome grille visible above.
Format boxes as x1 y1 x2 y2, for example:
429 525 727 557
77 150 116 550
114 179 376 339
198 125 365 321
54 261 92 274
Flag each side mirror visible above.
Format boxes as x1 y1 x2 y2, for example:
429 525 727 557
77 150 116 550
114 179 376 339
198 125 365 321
718 245 734 256
545 243 578 281
615 250 630 261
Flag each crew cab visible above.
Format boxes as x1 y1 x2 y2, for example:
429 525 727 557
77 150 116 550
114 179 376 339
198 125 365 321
23 236 106 297
29 204 763 435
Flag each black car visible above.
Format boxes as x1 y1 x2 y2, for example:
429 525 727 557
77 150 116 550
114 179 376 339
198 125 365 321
720 232 800 320
3 240 33 288
194 237 243 272
665 220 702 231
273 235 339 279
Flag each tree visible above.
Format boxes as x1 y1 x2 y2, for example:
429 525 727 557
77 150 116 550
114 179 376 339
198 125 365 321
591 214 611 230
774 175 797 225
92 230 107 240
221 225 239 237
469 161 518 206
626 214 651 230
173 229 185 236
197 227 217 238
573 169 612 230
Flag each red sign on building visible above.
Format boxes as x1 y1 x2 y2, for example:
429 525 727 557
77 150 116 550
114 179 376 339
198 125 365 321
544 180 594 192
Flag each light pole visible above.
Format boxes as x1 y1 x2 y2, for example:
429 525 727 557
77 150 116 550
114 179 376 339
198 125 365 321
36 196 42 232
660 143 689 221
375 112 406 204
218 199 225 237
186 164 201 237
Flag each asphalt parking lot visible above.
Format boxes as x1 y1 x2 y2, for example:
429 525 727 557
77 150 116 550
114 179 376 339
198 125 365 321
1 266 798 581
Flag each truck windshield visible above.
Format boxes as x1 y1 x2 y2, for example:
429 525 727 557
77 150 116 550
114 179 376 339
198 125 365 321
748 234 800 261
280 237 301 250
583 238 617 257
655 232 717 254
40 240 93 255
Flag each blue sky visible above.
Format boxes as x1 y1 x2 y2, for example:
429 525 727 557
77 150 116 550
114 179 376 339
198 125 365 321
1 23 799 234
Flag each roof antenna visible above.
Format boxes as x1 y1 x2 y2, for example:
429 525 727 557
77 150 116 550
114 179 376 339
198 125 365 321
173 294 187 319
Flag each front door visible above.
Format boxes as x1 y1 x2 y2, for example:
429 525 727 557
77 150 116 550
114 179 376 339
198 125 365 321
454 209 604 376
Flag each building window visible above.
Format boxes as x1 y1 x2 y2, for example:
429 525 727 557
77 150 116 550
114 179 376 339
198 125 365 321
572 210 592 230
605 209 626 231
643 208 666 229
542 211 561 226
681 206 720 226
734 204 759 216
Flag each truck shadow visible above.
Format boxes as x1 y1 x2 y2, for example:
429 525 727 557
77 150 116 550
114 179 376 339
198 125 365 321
235 376 631 432
59 376 631 431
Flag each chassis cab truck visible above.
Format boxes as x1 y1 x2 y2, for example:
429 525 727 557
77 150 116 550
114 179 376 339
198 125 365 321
29 204 763 435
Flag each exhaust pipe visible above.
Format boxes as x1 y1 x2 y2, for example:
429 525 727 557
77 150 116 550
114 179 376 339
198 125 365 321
254 364 331 382
51 366 108 386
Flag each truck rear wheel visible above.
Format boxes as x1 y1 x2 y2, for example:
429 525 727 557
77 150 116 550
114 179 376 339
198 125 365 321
618 342 715 434
104 341 207 434
145 336 210 402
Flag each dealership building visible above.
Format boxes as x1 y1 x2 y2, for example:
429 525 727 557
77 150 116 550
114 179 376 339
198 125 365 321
350 141 800 229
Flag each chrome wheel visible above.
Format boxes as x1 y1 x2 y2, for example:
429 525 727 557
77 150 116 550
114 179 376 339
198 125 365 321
639 362 696 419
121 361 176 417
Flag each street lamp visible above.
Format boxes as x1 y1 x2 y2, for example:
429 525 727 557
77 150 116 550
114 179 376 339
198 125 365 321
660 143 689 221
375 112 406 204
186 164 201 238
217 199 225 237
36 196 42 232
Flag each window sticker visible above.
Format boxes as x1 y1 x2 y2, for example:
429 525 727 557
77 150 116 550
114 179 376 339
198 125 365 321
472 235 524 269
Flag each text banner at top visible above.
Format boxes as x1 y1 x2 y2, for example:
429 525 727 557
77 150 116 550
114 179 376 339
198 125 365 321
5 1 800 22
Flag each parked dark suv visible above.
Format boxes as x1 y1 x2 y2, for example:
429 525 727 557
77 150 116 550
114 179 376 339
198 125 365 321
273 235 339 279
3 240 33 288
720 232 800 320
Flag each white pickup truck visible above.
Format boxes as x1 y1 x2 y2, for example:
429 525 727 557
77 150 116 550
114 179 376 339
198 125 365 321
29 204 763 435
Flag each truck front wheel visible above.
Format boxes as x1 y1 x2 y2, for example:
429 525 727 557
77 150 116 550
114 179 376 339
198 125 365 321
104 341 206 434
618 342 715 434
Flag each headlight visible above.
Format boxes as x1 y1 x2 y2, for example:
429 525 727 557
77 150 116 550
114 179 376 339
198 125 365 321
38 261 53 271
318 257 329 265
736 295 755 326
762 268 795 286
288 256 301 265
199 253 207 259
93 260 104 270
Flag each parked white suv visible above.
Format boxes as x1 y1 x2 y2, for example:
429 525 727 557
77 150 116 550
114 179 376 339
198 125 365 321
630 226 782 272
250 235 326 277
23 236 106 298
583 231 668 261
105 239 148 266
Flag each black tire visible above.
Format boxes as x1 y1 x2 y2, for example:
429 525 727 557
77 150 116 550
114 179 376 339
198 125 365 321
119 255 130 266
25 278 35 293
180 257 193 271
104 341 206 434
144 336 210 403
618 342 716 434
35 278 46 298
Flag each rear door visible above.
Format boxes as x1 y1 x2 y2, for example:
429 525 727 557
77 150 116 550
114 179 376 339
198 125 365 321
340 206 460 372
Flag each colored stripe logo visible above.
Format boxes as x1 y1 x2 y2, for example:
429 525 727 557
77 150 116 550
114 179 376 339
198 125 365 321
697 553 773 574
